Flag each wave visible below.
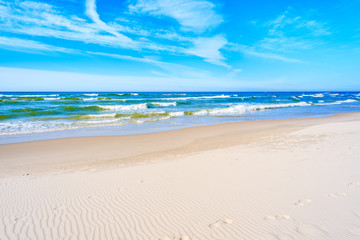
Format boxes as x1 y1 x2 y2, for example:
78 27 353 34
83 93 98 96
164 94 232 101
44 97 61 100
149 102 177 107
61 106 103 112
0 108 62 120
65 111 170 120
61 97 83 100
0 94 59 98
101 103 148 111
317 99 357 105
59 104 149 113
299 93 324 98
82 98 98 101
0 97 46 102
182 102 310 116
65 113 120 120
169 111 185 117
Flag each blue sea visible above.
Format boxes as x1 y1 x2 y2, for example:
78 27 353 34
1 92 360 144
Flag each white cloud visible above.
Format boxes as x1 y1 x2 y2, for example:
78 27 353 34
0 1 145 50
186 35 229 67
87 51 211 78
0 36 76 53
259 10 332 52
86 51 159 63
228 43 302 63
85 0 133 43
129 0 223 33
0 1 230 68
265 10 331 37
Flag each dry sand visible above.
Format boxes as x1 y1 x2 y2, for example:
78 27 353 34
1 113 360 239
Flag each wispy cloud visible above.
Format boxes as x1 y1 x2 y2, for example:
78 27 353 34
129 0 223 33
227 9 332 63
85 0 133 43
258 10 332 52
0 36 76 54
0 0 230 68
265 10 332 37
227 43 302 63
0 1 139 49
186 35 229 67
87 51 211 78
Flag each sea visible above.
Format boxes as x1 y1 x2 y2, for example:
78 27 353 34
1 92 359 144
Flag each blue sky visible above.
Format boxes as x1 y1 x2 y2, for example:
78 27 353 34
0 0 359 91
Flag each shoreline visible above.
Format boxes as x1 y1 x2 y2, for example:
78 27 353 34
0 111 338 145
1 111 359 177
1 91 359 144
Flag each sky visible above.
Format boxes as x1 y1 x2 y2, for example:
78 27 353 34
0 0 359 91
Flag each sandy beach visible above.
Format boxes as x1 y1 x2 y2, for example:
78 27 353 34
1 112 360 240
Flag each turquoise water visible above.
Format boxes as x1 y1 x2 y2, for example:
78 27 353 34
1 92 360 143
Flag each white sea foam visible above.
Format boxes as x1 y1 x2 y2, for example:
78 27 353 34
101 103 147 111
209 102 310 115
165 94 231 101
44 97 61 100
169 111 184 117
299 93 324 98
150 102 177 107
318 99 357 105
1 94 59 98
0 121 74 135
87 113 118 118
193 110 209 116
82 98 98 101
83 93 98 96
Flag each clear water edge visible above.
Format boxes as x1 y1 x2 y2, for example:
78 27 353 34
0 92 359 144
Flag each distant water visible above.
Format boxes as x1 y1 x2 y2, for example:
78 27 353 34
1 92 359 143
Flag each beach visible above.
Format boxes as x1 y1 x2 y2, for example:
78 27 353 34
1 112 360 239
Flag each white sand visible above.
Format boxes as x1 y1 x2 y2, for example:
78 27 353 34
1 113 360 239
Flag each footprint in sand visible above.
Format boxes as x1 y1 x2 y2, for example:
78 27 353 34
208 218 233 228
264 215 291 221
294 198 312 207
348 182 360 188
328 192 347 197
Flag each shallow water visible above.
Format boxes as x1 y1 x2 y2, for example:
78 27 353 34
0 92 359 143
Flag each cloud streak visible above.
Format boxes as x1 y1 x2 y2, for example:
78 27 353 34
186 35 229 67
87 51 211 78
228 43 302 63
129 0 223 33
0 0 229 68
85 0 133 43
258 10 332 53
0 36 77 54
